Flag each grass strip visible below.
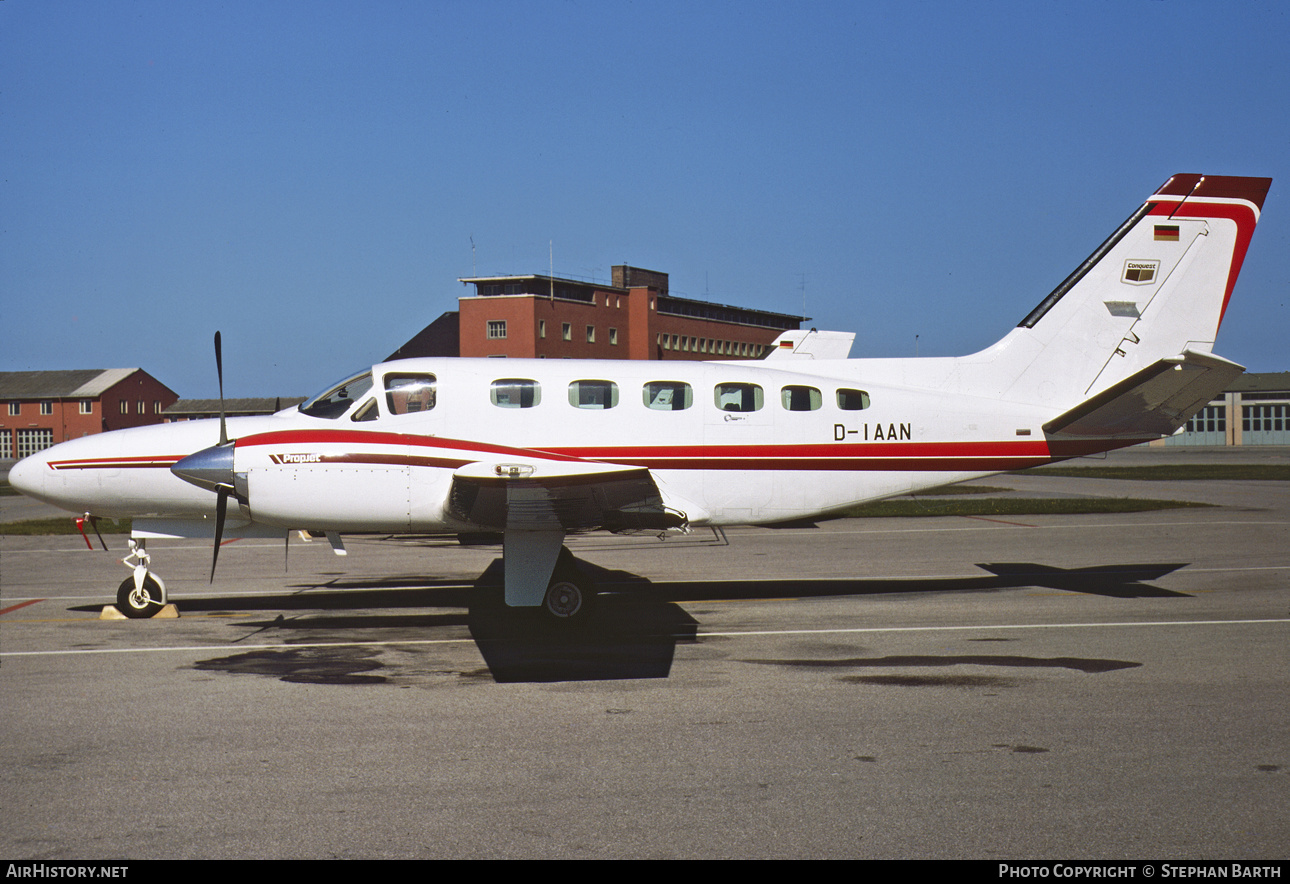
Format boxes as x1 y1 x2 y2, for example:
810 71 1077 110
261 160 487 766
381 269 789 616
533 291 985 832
0 517 132 535
1022 464 1290 481
841 498 1210 518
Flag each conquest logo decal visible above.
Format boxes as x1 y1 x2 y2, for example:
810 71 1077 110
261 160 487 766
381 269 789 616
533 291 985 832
1122 259 1159 285
269 453 322 464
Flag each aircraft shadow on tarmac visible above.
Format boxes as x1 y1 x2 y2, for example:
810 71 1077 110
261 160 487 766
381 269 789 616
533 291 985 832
70 557 1190 684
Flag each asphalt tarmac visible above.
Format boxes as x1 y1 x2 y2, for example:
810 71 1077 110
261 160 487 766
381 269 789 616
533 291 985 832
1 450 1287 859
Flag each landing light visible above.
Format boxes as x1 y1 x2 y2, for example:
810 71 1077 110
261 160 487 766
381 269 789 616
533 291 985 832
493 463 535 478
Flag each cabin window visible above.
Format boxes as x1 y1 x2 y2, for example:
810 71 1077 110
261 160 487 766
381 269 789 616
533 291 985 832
350 398 379 422
491 379 541 408
385 373 437 414
781 385 822 411
644 381 693 411
714 383 763 413
299 370 375 419
568 380 619 409
837 388 871 411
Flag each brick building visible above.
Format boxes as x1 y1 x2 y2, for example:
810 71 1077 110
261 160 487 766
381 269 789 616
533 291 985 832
393 265 805 361
163 397 306 422
0 369 178 460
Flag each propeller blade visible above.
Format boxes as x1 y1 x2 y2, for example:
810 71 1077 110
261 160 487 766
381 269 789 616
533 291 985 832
211 487 228 583
214 331 228 446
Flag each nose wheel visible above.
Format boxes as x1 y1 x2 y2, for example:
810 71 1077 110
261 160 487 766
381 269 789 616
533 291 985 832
116 573 165 619
116 538 168 618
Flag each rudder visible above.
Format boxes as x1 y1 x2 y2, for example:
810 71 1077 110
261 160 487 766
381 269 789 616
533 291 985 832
994 174 1269 409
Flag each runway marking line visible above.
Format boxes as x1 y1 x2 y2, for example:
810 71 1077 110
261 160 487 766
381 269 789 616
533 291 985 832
1 617 1286 658
958 515 1037 527
0 599 43 616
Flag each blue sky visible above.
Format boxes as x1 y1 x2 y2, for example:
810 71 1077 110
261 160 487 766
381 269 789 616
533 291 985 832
4 0 1287 398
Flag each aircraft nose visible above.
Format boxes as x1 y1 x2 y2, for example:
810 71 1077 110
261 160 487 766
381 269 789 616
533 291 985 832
7 450 49 500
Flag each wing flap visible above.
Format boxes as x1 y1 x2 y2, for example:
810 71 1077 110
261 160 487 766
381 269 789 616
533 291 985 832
1043 350 1244 439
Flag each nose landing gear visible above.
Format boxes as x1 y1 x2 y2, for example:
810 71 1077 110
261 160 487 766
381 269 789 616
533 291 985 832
115 539 168 619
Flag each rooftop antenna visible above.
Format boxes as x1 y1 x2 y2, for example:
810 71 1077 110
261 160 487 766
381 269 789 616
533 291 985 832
470 235 476 277
799 272 808 318
549 240 554 302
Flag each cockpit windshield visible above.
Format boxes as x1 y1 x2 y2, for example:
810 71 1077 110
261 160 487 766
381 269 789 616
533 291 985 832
298 370 374 419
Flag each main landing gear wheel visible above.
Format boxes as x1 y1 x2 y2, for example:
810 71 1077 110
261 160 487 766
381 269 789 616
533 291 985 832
543 551 596 621
117 574 165 619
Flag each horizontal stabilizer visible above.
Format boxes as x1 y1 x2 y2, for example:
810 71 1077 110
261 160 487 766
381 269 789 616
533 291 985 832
1043 351 1244 439
764 329 855 360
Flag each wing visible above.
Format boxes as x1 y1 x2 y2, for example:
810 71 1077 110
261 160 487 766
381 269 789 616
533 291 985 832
448 459 685 533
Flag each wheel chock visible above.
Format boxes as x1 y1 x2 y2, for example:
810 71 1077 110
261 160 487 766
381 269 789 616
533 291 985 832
101 604 180 620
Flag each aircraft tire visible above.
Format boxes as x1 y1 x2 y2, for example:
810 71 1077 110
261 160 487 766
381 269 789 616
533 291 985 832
116 574 165 619
543 555 595 621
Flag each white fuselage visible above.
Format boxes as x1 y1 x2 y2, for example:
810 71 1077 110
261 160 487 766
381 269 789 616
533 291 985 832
10 352 1086 535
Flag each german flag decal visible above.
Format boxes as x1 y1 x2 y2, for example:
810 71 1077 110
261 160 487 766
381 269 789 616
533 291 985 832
1154 224 1180 241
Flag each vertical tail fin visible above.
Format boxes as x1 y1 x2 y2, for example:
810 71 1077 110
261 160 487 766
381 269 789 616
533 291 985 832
993 174 1270 408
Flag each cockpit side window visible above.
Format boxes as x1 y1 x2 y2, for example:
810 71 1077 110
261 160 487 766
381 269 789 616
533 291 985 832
350 399 379 422
385 373 437 415
299 371 375 420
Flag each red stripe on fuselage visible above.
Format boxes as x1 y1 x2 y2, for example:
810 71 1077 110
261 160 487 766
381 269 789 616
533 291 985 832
240 437 1143 472
48 455 187 470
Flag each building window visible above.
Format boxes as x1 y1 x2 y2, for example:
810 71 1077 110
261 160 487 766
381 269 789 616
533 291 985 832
562 323 572 341
490 379 541 408
487 320 507 340
609 327 618 346
586 325 595 343
539 320 546 338
40 401 53 416
120 401 128 415
9 402 20 416
137 400 145 414
80 400 93 414
568 380 619 409
16 428 54 459
153 401 161 414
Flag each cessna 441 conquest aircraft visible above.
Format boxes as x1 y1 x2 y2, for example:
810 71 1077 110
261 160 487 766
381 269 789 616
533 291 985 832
9 174 1271 621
